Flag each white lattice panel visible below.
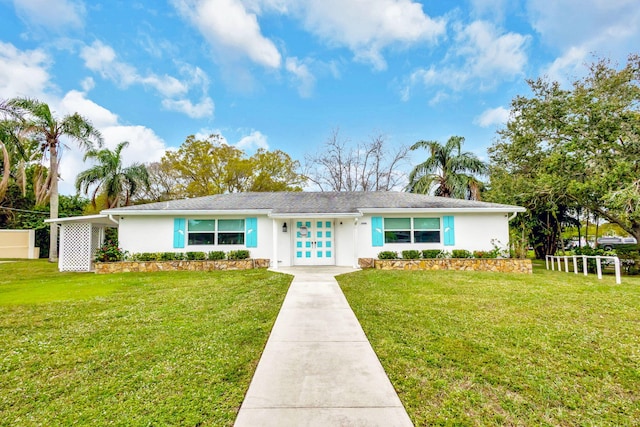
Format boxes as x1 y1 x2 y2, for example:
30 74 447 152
59 223 92 272
91 226 103 254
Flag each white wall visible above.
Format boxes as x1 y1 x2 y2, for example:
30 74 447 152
118 214 273 260
454 213 510 251
335 219 356 267
355 213 511 258
119 216 174 253
275 219 292 267
119 212 513 264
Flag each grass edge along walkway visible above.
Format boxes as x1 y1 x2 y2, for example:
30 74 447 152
338 266 640 426
0 261 291 426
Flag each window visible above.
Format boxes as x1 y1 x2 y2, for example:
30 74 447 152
413 218 440 243
384 218 411 243
218 219 245 245
187 219 245 246
188 220 215 245
383 217 441 244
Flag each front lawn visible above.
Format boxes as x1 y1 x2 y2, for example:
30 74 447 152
0 261 291 426
338 265 640 426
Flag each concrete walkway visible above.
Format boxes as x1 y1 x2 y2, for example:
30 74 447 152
234 266 413 427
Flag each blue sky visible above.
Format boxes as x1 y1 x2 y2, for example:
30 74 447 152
1 0 639 195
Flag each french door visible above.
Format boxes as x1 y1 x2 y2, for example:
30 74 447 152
293 219 335 265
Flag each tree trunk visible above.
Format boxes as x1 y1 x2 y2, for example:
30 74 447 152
49 146 59 262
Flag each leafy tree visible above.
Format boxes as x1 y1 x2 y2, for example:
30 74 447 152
304 129 409 191
406 136 487 199
8 97 103 261
248 149 305 192
76 141 150 208
157 134 304 198
488 54 640 255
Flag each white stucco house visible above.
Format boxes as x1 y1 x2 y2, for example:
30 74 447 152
49 191 524 272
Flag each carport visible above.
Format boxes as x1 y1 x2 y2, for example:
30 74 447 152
45 215 119 272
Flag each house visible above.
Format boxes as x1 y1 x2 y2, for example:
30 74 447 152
96 191 524 269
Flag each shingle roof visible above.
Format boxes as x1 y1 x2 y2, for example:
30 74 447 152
104 192 524 215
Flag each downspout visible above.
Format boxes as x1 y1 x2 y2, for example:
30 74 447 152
507 211 518 221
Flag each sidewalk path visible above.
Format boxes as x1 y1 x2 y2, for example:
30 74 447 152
234 266 413 427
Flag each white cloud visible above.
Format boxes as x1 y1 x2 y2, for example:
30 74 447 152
475 106 510 127
172 0 445 71
55 91 168 195
469 0 509 21
403 20 529 99
58 90 118 128
80 40 214 118
80 76 95 92
289 0 446 70
0 42 51 99
80 41 188 96
285 57 316 97
162 97 214 118
12 0 85 30
527 0 640 81
191 128 269 152
236 130 269 151
172 0 282 69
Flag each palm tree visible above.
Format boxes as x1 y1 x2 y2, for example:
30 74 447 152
406 136 487 200
0 100 27 199
76 141 150 209
8 97 103 261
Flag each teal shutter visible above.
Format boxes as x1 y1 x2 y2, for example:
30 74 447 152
173 218 186 248
245 217 257 248
443 216 455 246
372 217 384 247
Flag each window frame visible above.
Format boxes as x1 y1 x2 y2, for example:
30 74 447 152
383 217 441 244
187 218 246 246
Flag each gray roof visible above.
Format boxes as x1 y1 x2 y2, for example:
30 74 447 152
103 192 524 215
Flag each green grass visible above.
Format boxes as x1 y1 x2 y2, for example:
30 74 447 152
338 263 640 426
0 261 291 426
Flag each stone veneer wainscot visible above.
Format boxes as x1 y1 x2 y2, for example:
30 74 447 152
95 259 271 274
359 258 532 274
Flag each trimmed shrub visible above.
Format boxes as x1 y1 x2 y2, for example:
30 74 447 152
208 251 226 260
451 249 473 258
160 252 186 261
378 251 398 260
95 240 127 262
186 252 203 260
422 249 442 259
130 252 160 261
186 251 206 260
228 250 250 260
473 250 494 259
402 250 421 260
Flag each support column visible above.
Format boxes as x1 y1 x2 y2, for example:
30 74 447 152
272 219 279 270
353 217 359 268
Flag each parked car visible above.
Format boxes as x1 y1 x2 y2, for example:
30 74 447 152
596 236 637 250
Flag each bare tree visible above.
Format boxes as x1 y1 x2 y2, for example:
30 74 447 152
139 161 181 202
304 128 409 192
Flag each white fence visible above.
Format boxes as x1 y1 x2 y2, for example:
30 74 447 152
545 255 621 284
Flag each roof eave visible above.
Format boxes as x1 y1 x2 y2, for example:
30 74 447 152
103 209 274 216
268 212 362 219
359 207 526 214
44 214 119 226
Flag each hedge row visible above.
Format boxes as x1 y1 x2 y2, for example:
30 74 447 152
378 249 505 260
122 250 250 262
